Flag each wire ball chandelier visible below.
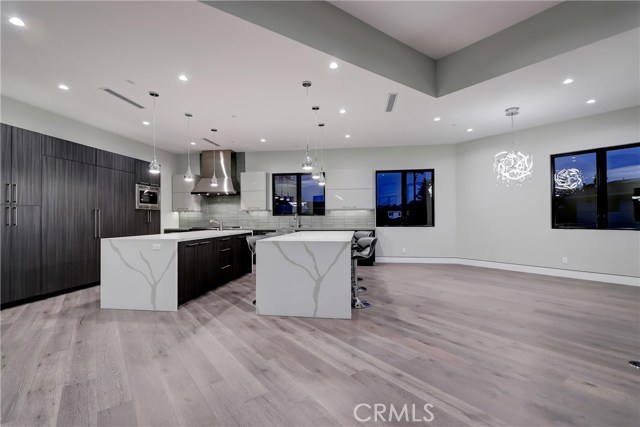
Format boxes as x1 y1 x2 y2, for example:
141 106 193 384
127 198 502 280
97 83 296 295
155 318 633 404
493 107 533 186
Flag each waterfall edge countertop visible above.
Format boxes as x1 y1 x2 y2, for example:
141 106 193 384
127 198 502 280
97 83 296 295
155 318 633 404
100 229 251 312
256 231 354 319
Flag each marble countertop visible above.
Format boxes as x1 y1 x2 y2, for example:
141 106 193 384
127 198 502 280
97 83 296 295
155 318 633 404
107 229 251 242
259 231 355 242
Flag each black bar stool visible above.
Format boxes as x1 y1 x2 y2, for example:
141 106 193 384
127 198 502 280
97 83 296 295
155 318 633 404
351 236 377 309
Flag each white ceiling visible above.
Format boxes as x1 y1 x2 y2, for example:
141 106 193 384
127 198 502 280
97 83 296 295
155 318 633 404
1 1 638 156
330 1 561 59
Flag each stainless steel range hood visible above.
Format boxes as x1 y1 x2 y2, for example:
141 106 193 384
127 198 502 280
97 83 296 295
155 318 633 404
191 150 238 195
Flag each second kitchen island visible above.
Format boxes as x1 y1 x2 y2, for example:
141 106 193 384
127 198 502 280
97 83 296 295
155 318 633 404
256 231 353 319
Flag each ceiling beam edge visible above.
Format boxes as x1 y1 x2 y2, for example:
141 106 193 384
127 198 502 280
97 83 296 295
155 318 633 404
202 1 437 97
436 1 640 97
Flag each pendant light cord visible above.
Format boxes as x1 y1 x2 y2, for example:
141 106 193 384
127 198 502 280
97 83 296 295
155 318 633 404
187 115 191 168
306 85 310 151
152 96 157 158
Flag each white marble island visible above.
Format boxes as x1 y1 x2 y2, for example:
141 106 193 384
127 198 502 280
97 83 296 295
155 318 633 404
101 230 250 311
256 231 353 319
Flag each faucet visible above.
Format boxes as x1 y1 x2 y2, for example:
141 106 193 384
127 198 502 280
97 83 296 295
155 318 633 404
209 219 223 231
292 213 301 229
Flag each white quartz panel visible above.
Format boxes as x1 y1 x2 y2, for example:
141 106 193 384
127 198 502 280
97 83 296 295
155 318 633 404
256 237 352 319
261 231 354 242
109 229 249 242
101 239 178 311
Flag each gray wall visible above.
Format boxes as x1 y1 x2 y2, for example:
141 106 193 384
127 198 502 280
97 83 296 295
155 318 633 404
1 96 180 228
456 106 640 278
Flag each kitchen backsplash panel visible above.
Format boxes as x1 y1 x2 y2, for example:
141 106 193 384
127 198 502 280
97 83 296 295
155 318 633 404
178 195 375 230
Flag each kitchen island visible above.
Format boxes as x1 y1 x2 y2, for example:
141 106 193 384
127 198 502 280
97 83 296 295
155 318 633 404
101 230 251 311
256 231 353 319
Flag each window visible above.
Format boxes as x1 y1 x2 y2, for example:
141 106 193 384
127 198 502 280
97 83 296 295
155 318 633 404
551 143 639 230
272 173 325 216
376 169 434 227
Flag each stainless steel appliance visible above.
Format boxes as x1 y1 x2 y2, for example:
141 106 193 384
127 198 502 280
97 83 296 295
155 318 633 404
135 184 160 210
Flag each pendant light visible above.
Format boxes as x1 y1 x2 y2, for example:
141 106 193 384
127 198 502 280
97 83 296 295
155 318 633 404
210 129 218 187
184 113 194 182
493 107 533 186
301 81 314 171
148 91 161 174
318 123 326 186
311 105 321 179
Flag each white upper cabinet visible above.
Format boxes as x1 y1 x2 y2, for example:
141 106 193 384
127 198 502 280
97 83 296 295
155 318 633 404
324 169 374 210
325 168 373 190
240 172 268 211
172 174 201 211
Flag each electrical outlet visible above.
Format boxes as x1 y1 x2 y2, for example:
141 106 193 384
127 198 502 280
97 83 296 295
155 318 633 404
562 257 568 264
402 247 406 254
152 244 161 251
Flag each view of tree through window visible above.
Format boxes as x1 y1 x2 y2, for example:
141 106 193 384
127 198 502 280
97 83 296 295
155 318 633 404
376 170 434 227
551 143 639 230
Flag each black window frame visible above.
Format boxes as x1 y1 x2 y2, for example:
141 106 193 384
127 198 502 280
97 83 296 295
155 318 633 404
271 173 325 216
375 169 435 227
550 142 640 230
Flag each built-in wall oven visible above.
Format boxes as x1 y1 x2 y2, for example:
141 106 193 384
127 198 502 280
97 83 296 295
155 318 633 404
135 184 160 210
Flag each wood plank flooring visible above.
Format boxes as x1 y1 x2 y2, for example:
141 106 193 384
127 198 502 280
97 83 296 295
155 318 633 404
1 264 639 426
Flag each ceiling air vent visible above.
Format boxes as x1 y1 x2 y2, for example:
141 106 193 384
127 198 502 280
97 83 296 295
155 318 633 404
385 93 398 112
99 88 145 109
202 138 220 147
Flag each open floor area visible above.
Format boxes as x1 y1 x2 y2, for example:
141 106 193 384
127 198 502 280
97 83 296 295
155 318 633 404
2 263 638 427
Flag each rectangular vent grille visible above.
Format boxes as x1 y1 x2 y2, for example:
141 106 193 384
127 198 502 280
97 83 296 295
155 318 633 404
99 88 145 109
202 138 220 147
385 93 398 112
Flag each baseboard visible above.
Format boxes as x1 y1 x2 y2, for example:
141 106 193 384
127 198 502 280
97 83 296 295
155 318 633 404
375 257 639 287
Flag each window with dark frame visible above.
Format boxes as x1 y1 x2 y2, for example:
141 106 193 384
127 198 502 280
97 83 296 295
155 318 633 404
376 169 434 227
272 173 325 216
551 143 640 230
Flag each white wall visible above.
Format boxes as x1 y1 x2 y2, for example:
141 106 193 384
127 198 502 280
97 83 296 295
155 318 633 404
456 106 640 278
1 96 180 228
246 144 458 258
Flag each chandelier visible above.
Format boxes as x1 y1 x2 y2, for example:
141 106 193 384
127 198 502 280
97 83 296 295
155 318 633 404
493 107 532 186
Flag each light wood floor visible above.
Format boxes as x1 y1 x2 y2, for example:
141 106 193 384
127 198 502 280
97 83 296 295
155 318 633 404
1 264 639 427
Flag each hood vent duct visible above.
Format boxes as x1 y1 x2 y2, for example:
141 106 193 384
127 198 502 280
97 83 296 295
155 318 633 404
191 150 238 195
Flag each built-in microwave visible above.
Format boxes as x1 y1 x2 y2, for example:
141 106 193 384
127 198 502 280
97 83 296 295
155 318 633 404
135 184 160 210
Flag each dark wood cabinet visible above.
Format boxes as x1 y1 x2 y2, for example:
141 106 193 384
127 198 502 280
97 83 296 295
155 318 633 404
1 124 42 206
178 238 216 304
97 150 135 173
133 210 161 236
232 233 252 279
1 205 42 303
96 166 135 238
135 159 160 186
215 237 233 286
41 156 99 294
43 135 96 164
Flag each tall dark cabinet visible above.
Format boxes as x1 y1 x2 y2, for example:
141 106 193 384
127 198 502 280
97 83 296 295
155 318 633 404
2 124 162 307
1 124 43 303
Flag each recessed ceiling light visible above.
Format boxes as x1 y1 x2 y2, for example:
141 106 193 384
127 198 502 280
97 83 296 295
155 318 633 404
329 62 338 69
466 128 473 132
190 141 196 146
142 121 150 126
586 99 596 104
433 117 441 122
260 138 266 143
178 74 188 82
58 84 69 91
345 134 351 138
563 78 574 84
339 109 346 114
9 17 25 27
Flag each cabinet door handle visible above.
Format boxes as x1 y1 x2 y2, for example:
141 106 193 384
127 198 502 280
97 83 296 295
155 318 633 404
219 265 231 270
12 206 17 226
98 208 102 238
93 209 97 238
220 238 230 241
220 248 230 252
5 206 10 226
147 211 150 223
12 184 17 203
186 242 199 247
199 241 210 246
5 183 10 203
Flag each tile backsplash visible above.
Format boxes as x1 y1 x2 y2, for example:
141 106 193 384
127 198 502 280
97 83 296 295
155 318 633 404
178 195 375 230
